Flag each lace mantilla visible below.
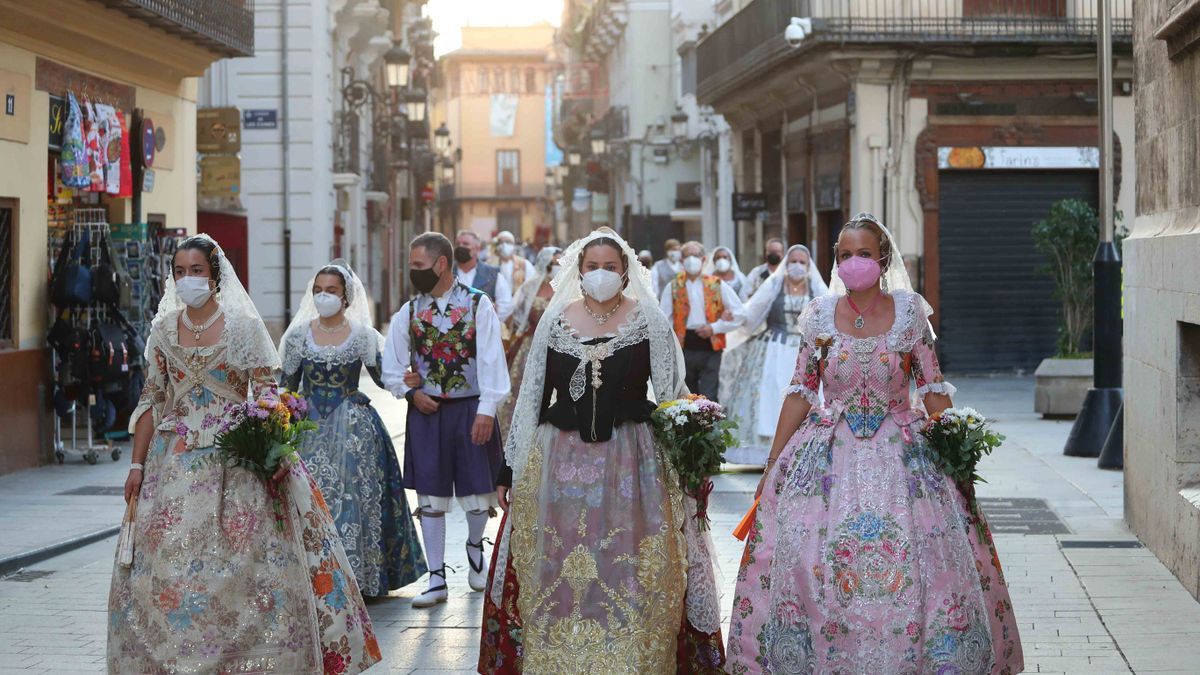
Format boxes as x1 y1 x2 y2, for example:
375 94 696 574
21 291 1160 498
279 321 382 376
549 307 650 402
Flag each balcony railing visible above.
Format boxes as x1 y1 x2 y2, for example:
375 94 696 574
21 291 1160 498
698 0 1133 103
98 0 254 57
445 183 552 200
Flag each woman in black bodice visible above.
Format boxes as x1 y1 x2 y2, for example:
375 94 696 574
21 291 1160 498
477 230 725 674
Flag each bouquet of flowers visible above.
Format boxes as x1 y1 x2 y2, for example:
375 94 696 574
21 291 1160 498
651 394 737 531
922 406 1005 542
214 389 316 483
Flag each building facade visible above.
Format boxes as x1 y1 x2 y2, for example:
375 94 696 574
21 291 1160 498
698 0 1135 374
557 0 733 253
0 0 250 473
431 25 557 245
199 0 431 335
1125 0 1200 601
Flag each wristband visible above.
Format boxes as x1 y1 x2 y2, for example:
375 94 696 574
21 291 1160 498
129 463 144 472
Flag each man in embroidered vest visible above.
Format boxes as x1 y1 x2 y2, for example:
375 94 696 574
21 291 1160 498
494 229 535 292
382 232 511 609
454 230 513 323
658 240 746 401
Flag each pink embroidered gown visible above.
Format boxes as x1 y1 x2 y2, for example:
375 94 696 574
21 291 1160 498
727 290 1023 674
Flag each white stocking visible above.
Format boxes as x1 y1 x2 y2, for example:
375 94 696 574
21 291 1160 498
466 509 489 568
419 511 446 590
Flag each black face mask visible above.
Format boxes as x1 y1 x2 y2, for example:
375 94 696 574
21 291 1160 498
766 253 783 266
409 265 441 294
454 246 473 264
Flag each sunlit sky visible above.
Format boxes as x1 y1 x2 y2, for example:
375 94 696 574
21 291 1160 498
425 0 563 56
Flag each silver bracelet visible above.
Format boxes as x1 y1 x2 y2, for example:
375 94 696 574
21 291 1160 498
129 463 144 473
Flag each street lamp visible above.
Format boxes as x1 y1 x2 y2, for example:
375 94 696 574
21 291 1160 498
383 43 411 90
434 122 450 153
441 157 455 183
590 128 607 156
405 89 427 124
671 109 689 141
567 147 582 167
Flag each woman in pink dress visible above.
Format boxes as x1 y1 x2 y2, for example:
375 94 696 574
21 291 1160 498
727 213 1023 674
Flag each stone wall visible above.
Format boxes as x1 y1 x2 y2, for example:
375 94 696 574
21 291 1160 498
1124 0 1200 600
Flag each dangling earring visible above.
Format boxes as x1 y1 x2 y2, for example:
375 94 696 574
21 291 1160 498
881 272 890 294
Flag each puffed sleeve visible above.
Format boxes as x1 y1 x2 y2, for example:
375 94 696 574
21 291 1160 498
128 344 170 433
782 301 824 407
908 293 956 398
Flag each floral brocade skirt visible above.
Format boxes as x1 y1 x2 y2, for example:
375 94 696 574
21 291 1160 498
299 395 426 597
726 413 1024 674
107 432 382 674
478 422 725 674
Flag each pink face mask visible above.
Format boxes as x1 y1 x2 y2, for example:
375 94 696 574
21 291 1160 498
837 256 883 291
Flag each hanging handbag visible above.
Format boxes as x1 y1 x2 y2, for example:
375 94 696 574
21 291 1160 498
92 233 121 304
50 233 75 308
67 232 94 306
90 316 132 384
60 93 90 189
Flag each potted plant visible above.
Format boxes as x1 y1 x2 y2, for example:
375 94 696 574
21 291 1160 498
1030 198 1122 417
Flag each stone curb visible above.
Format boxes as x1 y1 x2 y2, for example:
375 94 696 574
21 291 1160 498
0 526 120 576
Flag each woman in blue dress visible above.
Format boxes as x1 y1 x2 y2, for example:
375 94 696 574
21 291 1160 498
279 259 426 598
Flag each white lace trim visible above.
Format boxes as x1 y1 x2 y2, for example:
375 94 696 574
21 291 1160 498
279 321 382 375
804 289 933 354
915 381 958 398
783 382 823 407
682 497 723 634
548 307 650 402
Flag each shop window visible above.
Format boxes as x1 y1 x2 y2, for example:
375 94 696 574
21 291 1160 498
497 150 520 196
526 68 537 94
0 201 13 348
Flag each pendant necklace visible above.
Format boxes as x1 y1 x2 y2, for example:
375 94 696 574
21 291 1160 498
316 319 348 334
845 293 882 330
583 295 622 325
181 308 223 341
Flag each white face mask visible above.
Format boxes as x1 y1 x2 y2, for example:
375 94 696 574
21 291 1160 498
787 262 808 281
547 264 561 280
175 275 214 309
667 250 682 263
683 255 703 276
714 258 732 273
313 292 344 319
498 242 514 258
581 268 624 303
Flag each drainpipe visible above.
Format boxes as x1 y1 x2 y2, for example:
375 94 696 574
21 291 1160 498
281 0 293 324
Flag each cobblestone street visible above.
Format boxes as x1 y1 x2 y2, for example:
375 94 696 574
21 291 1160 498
2 376 1200 673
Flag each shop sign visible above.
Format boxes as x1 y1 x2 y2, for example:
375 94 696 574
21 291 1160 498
937 146 1100 170
197 107 241 154
199 156 240 197
592 192 610 223
243 109 278 130
732 192 768 221
815 174 842 210
786 179 807 213
48 94 66 150
142 169 155 193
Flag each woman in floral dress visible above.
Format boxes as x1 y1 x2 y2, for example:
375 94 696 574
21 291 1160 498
497 246 560 433
478 230 725 674
280 260 426 599
108 235 381 674
727 214 1022 674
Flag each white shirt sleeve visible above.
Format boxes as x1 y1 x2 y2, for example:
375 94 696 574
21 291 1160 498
523 258 537 281
494 273 514 322
473 294 511 417
711 280 747 334
380 303 412 398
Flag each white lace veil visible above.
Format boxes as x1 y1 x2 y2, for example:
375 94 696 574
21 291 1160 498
828 212 913 296
726 244 828 351
147 233 279 372
701 245 745 278
277 258 381 376
503 229 687 482
511 246 561 335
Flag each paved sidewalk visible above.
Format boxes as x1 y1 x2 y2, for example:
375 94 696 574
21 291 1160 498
1 375 1199 673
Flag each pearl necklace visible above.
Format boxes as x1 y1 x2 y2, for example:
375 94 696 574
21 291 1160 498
316 319 348 334
583 295 622 325
181 308 223 341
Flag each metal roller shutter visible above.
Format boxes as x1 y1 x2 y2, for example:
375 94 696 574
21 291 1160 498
937 170 1098 373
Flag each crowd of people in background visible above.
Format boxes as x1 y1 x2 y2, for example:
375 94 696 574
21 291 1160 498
110 221 1022 674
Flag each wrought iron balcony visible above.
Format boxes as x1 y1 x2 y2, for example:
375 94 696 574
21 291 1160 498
98 0 254 57
698 0 1133 104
